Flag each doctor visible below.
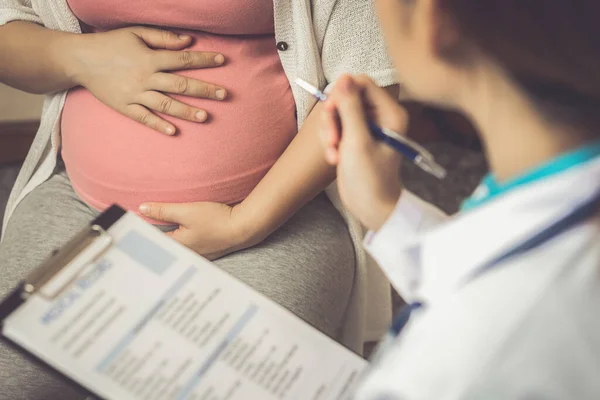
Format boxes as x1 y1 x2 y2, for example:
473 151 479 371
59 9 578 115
321 0 600 398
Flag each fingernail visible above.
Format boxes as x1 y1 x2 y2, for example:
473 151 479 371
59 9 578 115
139 204 149 214
214 54 225 65
215 89 227 100
165 126 175 135
196 110 207 121
179 34 190 40
340 77 355 94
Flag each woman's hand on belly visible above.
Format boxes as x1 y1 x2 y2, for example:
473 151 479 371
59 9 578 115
138 201 252 260
70 27 228 135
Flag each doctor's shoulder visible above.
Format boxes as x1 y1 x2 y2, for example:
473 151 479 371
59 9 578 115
459 222 600 398
460 225 600 399
358 232 600 400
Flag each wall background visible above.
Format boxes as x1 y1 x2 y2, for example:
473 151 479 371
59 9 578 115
0 84 43 165
0 84 42 231
0 83 44 122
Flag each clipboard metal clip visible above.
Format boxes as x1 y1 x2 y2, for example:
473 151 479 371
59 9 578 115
22 224 113 301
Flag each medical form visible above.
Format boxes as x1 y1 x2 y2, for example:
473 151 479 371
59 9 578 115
0 207 367 400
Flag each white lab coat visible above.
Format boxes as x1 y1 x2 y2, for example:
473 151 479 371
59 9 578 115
354 157 600 399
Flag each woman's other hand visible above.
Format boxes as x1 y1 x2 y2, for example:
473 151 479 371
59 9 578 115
138 201 252 260
321 75 407 231
70 27 227 135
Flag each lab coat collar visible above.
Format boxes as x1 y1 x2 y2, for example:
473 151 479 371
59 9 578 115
414 157 600 303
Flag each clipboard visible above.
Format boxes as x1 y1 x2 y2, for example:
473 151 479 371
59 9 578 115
0 205 126 400
0 205 367 400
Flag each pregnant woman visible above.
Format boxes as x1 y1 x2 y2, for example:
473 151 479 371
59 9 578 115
0 0 396 398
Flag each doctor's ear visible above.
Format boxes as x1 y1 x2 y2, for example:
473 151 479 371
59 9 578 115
428 0 471 63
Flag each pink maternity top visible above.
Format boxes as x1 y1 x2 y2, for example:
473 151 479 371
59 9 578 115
61 0 297 219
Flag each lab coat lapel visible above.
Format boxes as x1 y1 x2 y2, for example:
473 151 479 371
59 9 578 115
415 159 600 303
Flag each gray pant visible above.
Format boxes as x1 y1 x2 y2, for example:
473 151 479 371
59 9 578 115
0 168 355 400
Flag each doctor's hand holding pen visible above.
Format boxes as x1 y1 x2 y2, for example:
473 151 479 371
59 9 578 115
320 74 409 231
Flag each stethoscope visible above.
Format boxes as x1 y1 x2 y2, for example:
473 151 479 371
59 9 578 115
372 187 600 362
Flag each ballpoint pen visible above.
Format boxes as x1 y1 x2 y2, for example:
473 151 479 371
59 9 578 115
295 78 447 179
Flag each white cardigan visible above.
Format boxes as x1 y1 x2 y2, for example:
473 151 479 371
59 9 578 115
0 0 397 352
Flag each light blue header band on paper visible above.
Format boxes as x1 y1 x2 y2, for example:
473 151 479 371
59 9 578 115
116 231 176 275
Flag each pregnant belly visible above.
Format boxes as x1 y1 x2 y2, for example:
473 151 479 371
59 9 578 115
61 31 297 216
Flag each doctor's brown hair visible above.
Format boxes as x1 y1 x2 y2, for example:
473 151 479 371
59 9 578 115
438 0 600 137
